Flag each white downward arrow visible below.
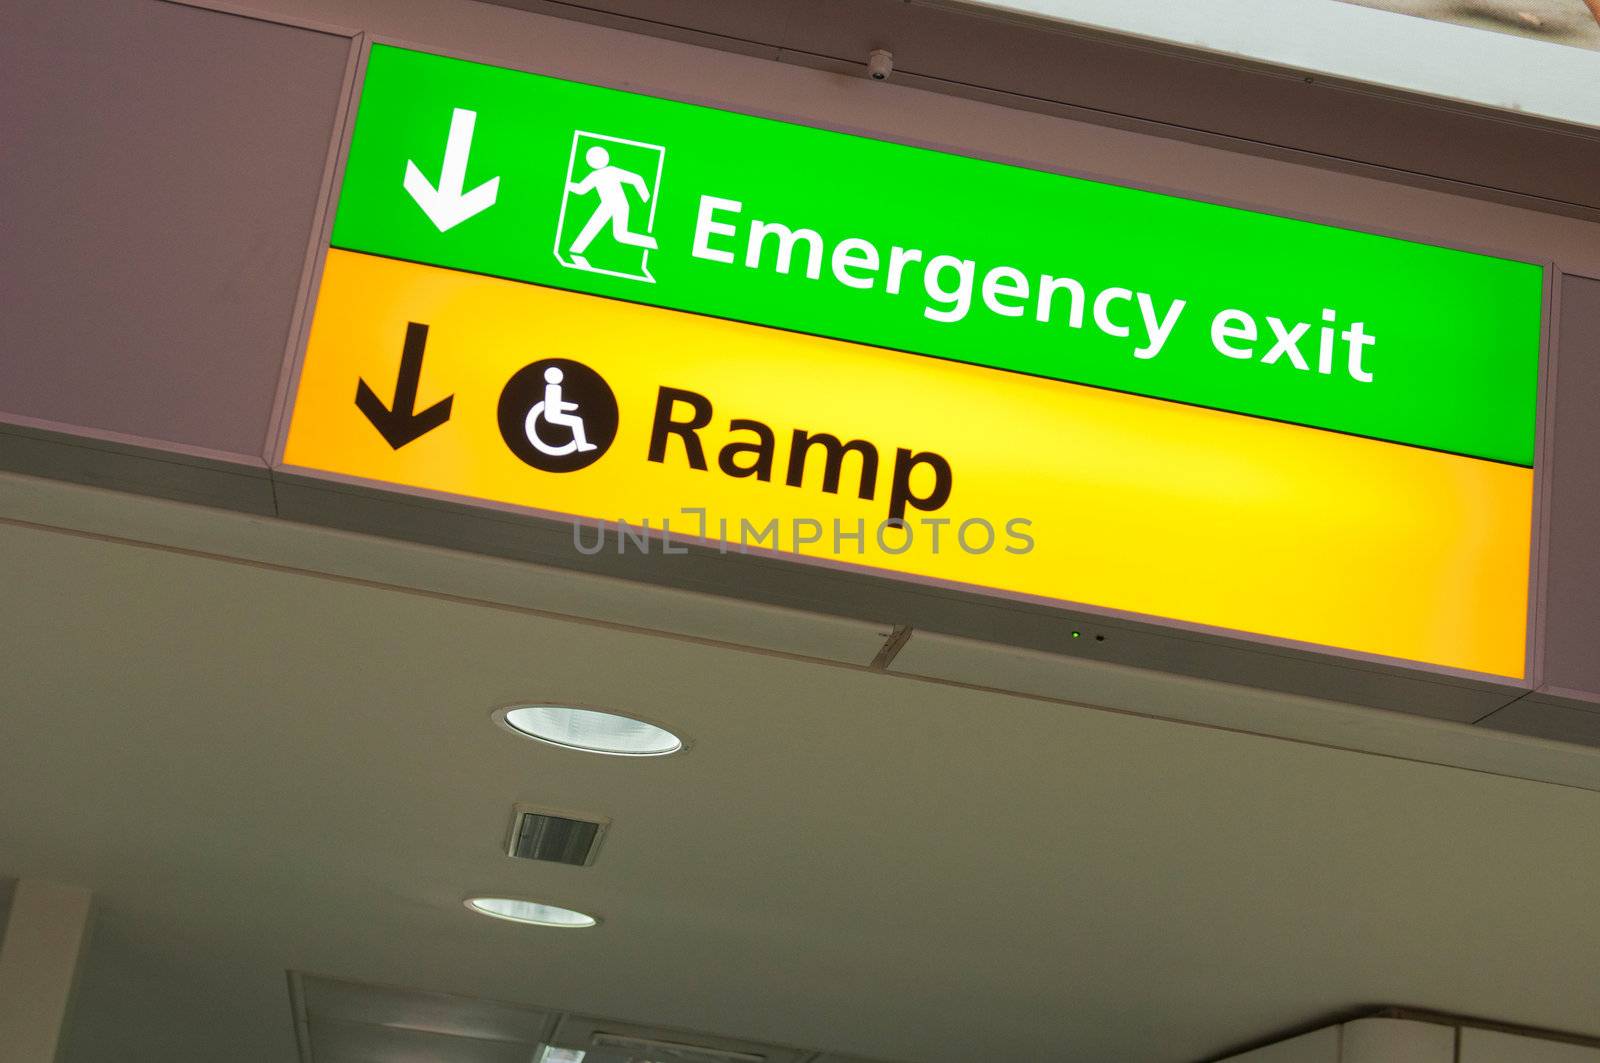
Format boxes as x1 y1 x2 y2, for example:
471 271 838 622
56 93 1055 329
403 108 500 232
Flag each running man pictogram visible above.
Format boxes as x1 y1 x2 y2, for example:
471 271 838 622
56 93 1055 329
567 146 659 264
553 131 665 283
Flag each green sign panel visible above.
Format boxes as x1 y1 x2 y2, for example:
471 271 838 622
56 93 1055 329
332 44 1543 465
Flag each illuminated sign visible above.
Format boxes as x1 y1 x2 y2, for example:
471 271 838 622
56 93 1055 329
280 44 1543 678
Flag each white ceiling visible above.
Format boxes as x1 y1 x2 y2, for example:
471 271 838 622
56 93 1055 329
961 0 1600 128
3 476 1600 1062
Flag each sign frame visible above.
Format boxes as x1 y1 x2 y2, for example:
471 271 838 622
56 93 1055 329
266 33 1556 691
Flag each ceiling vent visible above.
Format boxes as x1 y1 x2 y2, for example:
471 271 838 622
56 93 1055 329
588 1033 765 1062
505 806 608 867
545 1013 808 1063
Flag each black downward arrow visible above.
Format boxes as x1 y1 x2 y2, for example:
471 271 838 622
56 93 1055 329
355 322 453 449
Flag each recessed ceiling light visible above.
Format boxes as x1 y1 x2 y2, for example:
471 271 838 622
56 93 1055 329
495 705 684 757
464 897 598 928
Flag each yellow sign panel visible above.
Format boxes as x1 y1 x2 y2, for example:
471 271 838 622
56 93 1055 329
284 249 1532 677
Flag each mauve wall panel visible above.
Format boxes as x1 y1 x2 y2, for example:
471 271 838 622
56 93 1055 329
1541 274 1600 698
0 0 350 457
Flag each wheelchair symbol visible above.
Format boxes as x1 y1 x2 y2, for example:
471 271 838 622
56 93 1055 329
525 366 598 457
497 358 618 473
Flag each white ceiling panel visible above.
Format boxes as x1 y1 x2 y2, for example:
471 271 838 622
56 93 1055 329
2 511 1596 1061
0 471 891 666
889 630 1600 792
298 974 557 1044
308 1016 539 1062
